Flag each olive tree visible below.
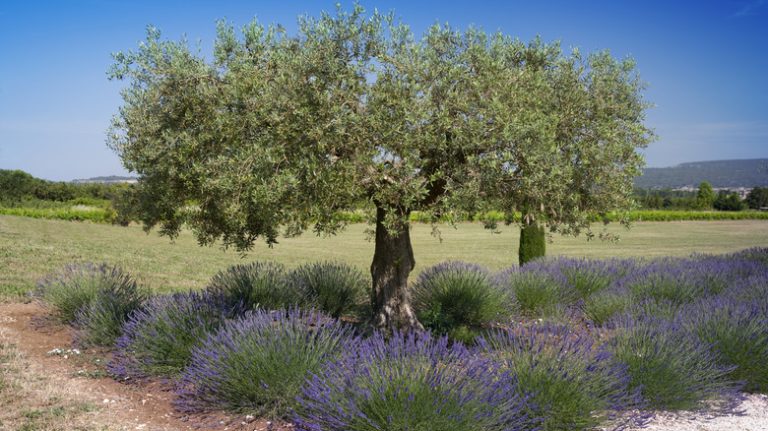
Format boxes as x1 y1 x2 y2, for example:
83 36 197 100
475 41 653 257
108 5 652 329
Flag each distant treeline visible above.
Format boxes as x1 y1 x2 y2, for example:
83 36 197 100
2 170 767 226
0 169 130 203
635 183 767 211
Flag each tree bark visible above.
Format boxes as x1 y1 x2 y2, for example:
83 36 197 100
370 205 424 331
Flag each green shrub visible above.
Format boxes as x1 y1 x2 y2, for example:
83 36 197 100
412 262 511 337
0 206 114 223
288 261 368 318
207 261 300 311
519 223 546 265
36 263 129 324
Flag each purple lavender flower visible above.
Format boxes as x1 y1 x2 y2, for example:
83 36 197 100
606 312 742 412
294 330 533 431
108 290 241 380
678 292 768 392
175 308 356 417
478 323 644 431
412 261 512 336
613 255 766 306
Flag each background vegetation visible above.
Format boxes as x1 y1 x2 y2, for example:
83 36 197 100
2 215 768 301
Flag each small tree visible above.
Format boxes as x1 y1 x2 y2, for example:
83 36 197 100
745 187 768 210
519 222 546 265
713 191 746 211
108 5 652 329
696 181 715 209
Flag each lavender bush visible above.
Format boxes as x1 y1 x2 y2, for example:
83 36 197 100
295 330 533 431
108 291 240 379
288 261 368 318
525 257 636 299
176 308 355 417
607 313 740 411
35 263 137 324
412 261 511 339
74 272 148 347
479 324 643 431
721 247 768 267
680 294 768 393
616 257 765 306
497 268 573 318
582 286 634 326
207 261 301 311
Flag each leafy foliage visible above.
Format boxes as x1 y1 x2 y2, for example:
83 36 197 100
294 330 532 431
696 181 715 209
713 191 746 211
412 261 511 337
176 309 355 417
519 223 546 265
746 186 768 209
108 4 652 325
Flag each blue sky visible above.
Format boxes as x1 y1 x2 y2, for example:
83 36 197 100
1 0 766 181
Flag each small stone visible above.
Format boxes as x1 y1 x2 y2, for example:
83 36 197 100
245 415 256 423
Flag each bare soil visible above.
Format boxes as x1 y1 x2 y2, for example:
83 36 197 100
0 302 292 431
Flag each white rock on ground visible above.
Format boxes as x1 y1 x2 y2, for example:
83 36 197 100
626 394 768 431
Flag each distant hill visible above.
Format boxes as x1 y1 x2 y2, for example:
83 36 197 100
71 175 137 184
635 159 768 189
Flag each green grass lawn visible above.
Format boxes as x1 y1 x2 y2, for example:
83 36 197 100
2 215 767 300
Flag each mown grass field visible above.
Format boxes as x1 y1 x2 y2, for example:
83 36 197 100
2 214 767 300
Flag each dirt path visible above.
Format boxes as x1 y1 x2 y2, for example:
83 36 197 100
0 303 286 431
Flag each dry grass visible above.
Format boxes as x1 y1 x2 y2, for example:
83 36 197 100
0 327 104 430
2 215 767 300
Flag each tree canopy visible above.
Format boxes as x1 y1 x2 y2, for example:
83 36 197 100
108 4 653 328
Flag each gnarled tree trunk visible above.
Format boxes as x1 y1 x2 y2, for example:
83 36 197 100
370 205 423 331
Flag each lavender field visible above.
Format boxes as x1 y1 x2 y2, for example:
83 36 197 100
30 247 768 430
